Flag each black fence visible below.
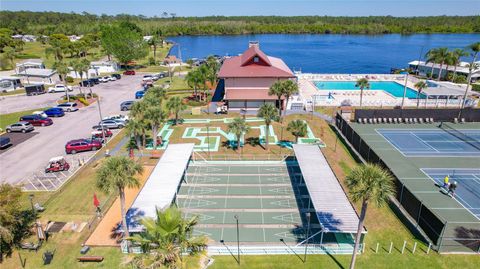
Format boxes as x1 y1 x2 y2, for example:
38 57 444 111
354 108 480 122
335 113 445 248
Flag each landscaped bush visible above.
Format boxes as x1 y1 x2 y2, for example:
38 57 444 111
148 57 156 65
65 76 74 83
454 75 467 84
77 97 89 106
472 84 480 92
186 100 207 107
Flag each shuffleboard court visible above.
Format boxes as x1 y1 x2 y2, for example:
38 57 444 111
377 128 480 157
422 168 480 219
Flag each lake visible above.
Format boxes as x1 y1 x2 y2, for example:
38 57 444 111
168 34 480 74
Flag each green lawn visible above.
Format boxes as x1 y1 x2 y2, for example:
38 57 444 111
0 88 26 96
0 107 50 131
156 76 191 91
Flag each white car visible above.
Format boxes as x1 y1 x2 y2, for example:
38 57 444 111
99 77 110 83
56 102 79 112
104 114 129 123
48 84 73 93
108 76 117 81
33 111 48 118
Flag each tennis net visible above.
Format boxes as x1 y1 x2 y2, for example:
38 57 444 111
441 123 480 151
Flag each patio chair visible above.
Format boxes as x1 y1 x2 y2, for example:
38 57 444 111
393 118 397 124
430 118 434 123
453 118 459 124
461 118 465 123
413 118 418 124
383 118 388 123
357 118 362 123
419 118 424 124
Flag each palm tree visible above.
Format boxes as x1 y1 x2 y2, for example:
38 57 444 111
425 48 438 79
346 163 394 269
268 80 299 119
126 118 146 153
451 48 468 82
45 45 64 62
72 58 90 97
434 47 449 81
355 78 370 108
257 103 279 149
148 36 160 64
414 81 428 108
130 101 149 147
227 117 250 152
96 156 143 249
128 206 207 268
143 87 167 149
287 120 307 143
166 96 187 125
459 42 480 117
52 61 71 102
185 69 202 101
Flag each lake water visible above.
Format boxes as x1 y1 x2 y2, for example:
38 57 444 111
168 34 480 74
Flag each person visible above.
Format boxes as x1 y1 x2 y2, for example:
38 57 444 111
448 181 457 198
443 175 450 189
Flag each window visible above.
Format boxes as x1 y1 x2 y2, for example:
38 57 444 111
253 56 259 63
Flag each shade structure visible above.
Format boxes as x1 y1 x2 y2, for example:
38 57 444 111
293 144 366 234
126 143 194 233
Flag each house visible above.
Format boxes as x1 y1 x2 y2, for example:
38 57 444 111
90 61 119 75
217 42 295 110
143 35 153 42
0 77 23 92
163 55 182 65
408 60 480 82
16 59 45 74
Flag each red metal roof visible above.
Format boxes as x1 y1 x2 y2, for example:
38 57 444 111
225 88 284 100
218 46 294 78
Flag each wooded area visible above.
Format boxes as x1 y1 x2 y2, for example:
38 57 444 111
1 11 479 35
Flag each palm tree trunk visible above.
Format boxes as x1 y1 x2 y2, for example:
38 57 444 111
119 187 130 252
265 123 270 150
63 78 70 103
175 112 179 125
429 63 435 79
278 97 282 118
295 135 299 143
359 88 364 108
152 125 158 149
416 91 421 108
437 62 444 81
453 65 458 82
349 199 368 269
459 52 478 118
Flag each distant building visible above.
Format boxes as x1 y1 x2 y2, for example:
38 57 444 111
217 42 295 110
163 55 182 65
15 59 45 74
16 68 58 84
90 61 119 75
0 77 22 92
408 60 480 82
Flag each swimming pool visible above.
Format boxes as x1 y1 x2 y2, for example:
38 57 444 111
314 81 425 99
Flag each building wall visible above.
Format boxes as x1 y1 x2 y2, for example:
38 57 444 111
224 77 282 88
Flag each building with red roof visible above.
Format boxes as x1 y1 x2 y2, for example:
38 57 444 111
217 42 295 110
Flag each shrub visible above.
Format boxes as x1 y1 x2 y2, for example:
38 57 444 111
471 84 480 92
63 95 77 101
186 100 207 107
77 97 89 106
148 57 156 65
65 76 74 83
454 75 467 84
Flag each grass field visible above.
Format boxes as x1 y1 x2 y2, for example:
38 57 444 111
0 107 50 131
0 89 26 97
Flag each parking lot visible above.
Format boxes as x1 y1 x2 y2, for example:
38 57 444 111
0 75 143 189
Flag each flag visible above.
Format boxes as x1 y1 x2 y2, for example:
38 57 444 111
93 193 100 208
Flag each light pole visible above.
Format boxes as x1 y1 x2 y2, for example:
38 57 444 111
401 71 409 109
304 212 311 263
234 214 240 265
28 194 35 216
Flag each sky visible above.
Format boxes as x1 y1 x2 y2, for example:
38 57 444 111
1 0 479 17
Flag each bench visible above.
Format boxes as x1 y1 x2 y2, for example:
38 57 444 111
77 256 104 262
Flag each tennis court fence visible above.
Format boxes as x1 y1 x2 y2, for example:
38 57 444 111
335 113 480 253
354 108 480 122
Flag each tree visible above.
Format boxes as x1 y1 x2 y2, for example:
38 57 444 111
186 59 194 69
166 96 187 125
100 23 148 66
355 78 370 108
268 80 298 119
46 33 70 61
52 60 71 102
72 58 90 96
257 103 279 149
0 184 24 262
451 48 468 81
130 101 149 148
185 69 203 101
414 81 428 108
425 48 438 79
143 87 167 149
126 118 146 153
128 206 207 268
434 47 449 81
287 119 307 143
147 36 160 64
1 46 16 69
459 42 480 118
345 163 394 269
96 156 143 249
227 117 250 152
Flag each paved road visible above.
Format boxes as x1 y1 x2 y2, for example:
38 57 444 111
0 75 142 185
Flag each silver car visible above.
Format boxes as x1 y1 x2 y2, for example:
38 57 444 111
6 121 35 133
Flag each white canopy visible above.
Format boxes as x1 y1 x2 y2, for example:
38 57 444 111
293 144 366 234
127 143 194 232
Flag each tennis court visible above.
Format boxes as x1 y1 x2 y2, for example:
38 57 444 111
177 162 330 245
422 168 480 219
377 127 480 157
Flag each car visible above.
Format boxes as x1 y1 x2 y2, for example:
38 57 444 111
65 139 102 154
107 76 117 81
0 137 12 149
6 121 35 133
48 84 73 93
99 77 109 83
79 80 95 87
135 90 145 99
90 78 100 84
103 114 129 123
91 129 113 139
120 101 135 111
45 156 70 173
32 111 48 118
19 115 53 126
111 74 121 80
123 70 135 75
57 102 79 112
44 107 65 117
97 119 125 129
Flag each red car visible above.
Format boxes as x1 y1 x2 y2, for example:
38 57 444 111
65 139 102 154
91 129 113 138
123 70 136 75
19 115 53 126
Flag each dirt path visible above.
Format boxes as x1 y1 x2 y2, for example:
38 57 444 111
85 165 154 246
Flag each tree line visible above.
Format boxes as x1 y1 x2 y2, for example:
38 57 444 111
1 11 479 36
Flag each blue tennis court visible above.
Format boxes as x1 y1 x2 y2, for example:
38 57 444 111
377 129 480 157
422 168 480 219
